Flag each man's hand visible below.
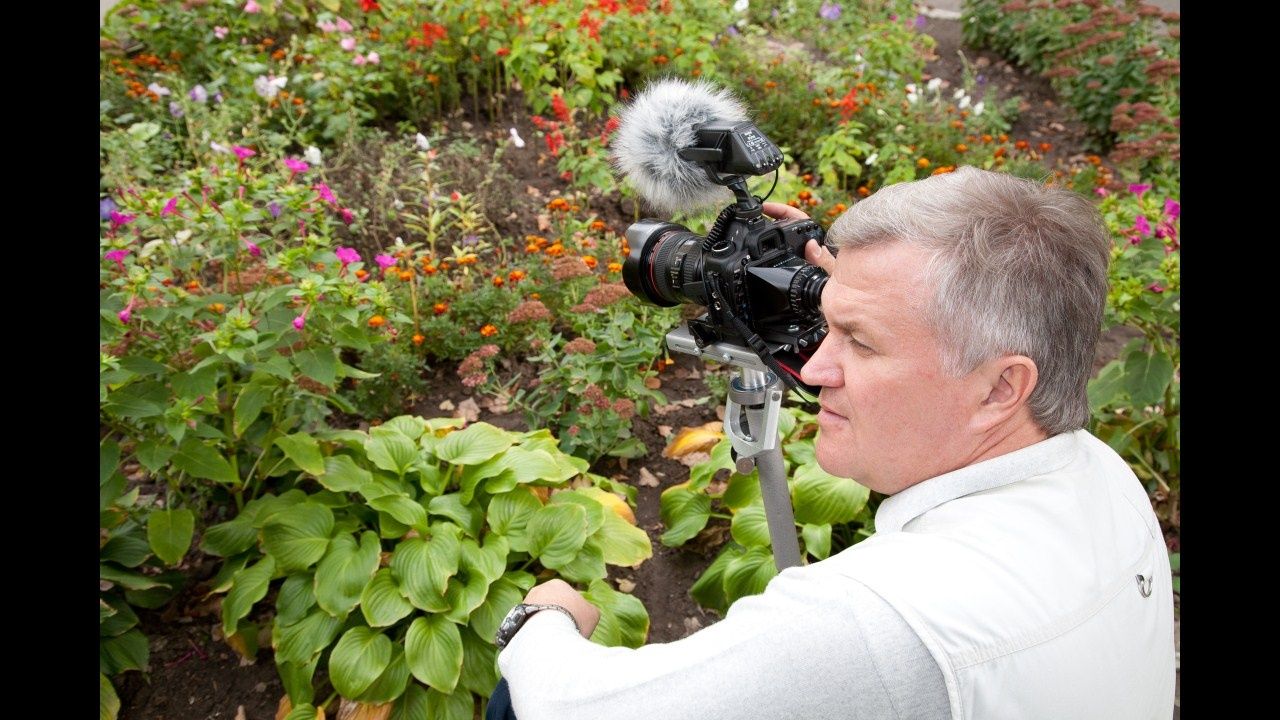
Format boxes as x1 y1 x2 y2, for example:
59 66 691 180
524 579 601 640
762 202 837 274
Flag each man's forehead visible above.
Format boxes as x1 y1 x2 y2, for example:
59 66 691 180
826 242 931 310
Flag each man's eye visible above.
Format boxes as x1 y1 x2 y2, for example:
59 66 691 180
848 337 873 353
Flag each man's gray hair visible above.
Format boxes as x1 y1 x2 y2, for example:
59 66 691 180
827 166 1111 434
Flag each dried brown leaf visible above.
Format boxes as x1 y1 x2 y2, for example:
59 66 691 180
637 467 661 488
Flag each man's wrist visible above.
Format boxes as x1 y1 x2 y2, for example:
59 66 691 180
495 602 583 649
525 603 581 634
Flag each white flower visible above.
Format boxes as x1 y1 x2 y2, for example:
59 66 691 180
253 74 287 100
953 88 965 100
972 101 985 116
147 82 171 97
926 78 942 92
865 152 878 166
733 0 749 12
415 133 431 151
340 36 357 52
394 236 405 247
959 96 971 110
304 146 322 165
210 141 232 154
392 199 404 210
509 127 526 148
905 83 917 94
906 92 918 104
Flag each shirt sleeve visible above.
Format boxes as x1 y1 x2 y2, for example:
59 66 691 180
497 563 951 720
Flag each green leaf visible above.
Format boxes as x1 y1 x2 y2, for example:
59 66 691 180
281 704 321 720
367 428 421 476
428 494 482 538
790 464 869 525
274 608 342 664
469 574 525 642
293 348 337 386
200 518 258 557
262 503 334 572
434 422 513 466
99 564 169 591
383 416 426 440
100 442 120 486
722 470 761 510
361 569 415 628
275 433 326 477
329 626 394 699
392 534 460 613
320 455 373 492
104 383 165 419
691 544 745 615
554 538 607 584
550 492 607 536
171 364 218 399
101 673 120 720
367 493 428 532
730 504 771 548
584 579 649 648
275 573 317 626
1087 359 1127 411
723 545 777 601
406 615 464 693
592 510 652 567
390 684 428 720
124 570 183 608
802 523 832 560
356 644 411 704
222 555 276 637
1123 350 1174 408
315 531 381 616
606 436 648 458
101 531 151 568
233 382 275 437
458 627 499 697
426 688 473 720
135 439 175 474
485 488 542 544
172 439 240 485
99 595 139 637
526 504 588 569
658 483 711 547
100 628 149 675
147 508 195 566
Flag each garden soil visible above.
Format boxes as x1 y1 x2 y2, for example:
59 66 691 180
117 17 1178 719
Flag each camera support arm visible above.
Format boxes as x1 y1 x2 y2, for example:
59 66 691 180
667 326 804 572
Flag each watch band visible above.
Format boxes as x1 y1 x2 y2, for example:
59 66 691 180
495 603 581 649
524 603 581 634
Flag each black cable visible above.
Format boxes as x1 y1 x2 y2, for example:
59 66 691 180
755 168 780 204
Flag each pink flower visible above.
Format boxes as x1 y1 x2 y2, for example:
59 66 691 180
352 54 367 65
336 246 361 266
118 298 137 324
244 1 261 13
1093 187 1108 197
161 197 179 216
1128 236 1141 246
1147 283 1164 293
284 158 310 174
293 313 307 330
1133 215 1152 237
214 26 229 39
340 208 355 225
1128 183 1151 198
340 36 357 52
318 20 337 33
366 51 380 64
1164 199 1180 219
375 254 396 269
314 183 337 204
109 211 136 230
244 238 261 256
232 146 256 160
104 249 129 267
336 17 354 32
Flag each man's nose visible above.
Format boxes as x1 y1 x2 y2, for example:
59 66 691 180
800 336 841 387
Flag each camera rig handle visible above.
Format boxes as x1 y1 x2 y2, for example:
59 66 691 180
666 326 804 572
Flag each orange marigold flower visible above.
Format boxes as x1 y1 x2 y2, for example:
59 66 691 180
955 143 968 153
368 315 386 328
458 254 478 265
981 134 993 144
508 269 526 283
950 120 965 130
545 243 565 257
798 190 811 200
480 324 499 337
857 186 870 197
421 264 437 275
994 147 1007 158
433 302 449 315
412 333 426 345
493 275 505 287
581 255 598 269
186 280 201 290
999 133 1009 143
1087 155 1102 165
526 244 540 253
916 158 930 169
607 261 622 273
209 303 226 313
1039 142 1052 152
1015 140 1029 150
355 268 369 279
590 220 606 231
931 165 956 175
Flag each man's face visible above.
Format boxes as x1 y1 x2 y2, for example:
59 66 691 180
799 241 979 494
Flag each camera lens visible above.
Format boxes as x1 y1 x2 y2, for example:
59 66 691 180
623 220 707 307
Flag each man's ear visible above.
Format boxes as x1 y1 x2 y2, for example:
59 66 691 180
972 355 1038 431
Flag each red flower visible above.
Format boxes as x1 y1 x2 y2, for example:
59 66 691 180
600 116 620 144
599 0 621 13
627 0 647 15
552 94 571 123
420 22 447 49
577 10 602 41
360 0 380 11
496 47 510 57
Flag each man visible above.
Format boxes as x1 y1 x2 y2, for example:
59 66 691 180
492 167 1176 719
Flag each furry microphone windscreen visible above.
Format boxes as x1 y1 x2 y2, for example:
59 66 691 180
611 77 750 216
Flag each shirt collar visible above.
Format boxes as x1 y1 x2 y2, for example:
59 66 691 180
874 430 1081 534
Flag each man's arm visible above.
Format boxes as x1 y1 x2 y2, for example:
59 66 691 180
498 564 951 720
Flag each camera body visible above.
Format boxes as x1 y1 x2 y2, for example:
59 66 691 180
621 120 829 390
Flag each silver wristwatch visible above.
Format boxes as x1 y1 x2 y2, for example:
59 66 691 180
495 603 580 649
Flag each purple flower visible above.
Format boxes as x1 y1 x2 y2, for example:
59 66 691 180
337 17 354 33
284 157 310 174
118 308 132 324
189 84 208 103
293 313 306 330
1128 183 1151 198
214 26 229 40
169 101 184 118
1133 215 1152 237
314 183 337 204
375 254 396 269
104 249 129 266
213 92 224 103
1164 199 1180 219
914 14 926 29
100 197 118 220
725 25 739 36
268 202 282 218
161 197 179 216
336 246 361 266
819 2 842 20
244 238 261 256
461 234 479 247
340 208 355 225
232 145 257 160
109 211 136 230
